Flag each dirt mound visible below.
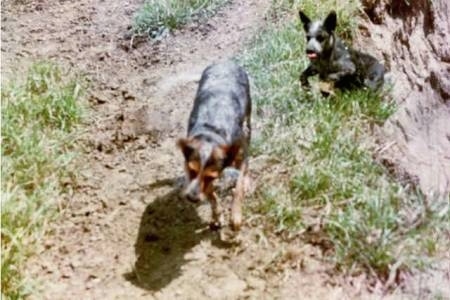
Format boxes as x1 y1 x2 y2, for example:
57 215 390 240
360 0 450 199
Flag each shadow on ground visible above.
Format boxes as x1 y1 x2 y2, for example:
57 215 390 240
124 179 209 291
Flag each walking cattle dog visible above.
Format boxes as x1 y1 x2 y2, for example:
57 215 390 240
177 61 251 231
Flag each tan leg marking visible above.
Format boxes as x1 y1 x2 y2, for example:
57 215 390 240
208 191 223 230
231 160 248 231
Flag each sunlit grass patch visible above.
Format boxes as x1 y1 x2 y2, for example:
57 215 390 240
133 0 229 38
1 62 85 299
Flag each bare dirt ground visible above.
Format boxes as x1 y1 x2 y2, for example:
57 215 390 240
2 0 449 299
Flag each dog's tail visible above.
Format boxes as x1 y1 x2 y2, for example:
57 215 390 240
383 71 394 89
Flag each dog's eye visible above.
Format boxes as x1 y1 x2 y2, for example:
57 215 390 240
316 35 325 42
306 35 312 41
187 161 200 178
189 170 198 179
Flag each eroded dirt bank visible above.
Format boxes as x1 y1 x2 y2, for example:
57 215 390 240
361 0 450 199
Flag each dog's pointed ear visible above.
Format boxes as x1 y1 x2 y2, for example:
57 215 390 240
299 10 311 31
324 10 337 33
177 138 195 160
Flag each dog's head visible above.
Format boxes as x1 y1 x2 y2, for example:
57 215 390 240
299 10 337 60
177 137 238 203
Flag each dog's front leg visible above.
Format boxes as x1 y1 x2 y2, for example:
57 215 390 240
231 158 248 231
300 65 317 88
208 191 224 230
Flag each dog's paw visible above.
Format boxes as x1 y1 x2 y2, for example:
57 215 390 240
219 227 243 244
210 211 224 231
210 213 224 231
230 215 242 232
319 81 335 96
209 221 222 231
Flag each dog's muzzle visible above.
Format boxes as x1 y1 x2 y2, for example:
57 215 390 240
306 49 318 60
183 178 202 203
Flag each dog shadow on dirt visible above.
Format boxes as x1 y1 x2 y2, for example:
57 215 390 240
124 178 212 291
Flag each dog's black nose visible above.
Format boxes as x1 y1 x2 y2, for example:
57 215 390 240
306 49 315 54
185 192 200 203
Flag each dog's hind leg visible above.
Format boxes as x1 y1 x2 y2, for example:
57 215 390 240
300 65 318 88
230 109 251 231
231 157 248 231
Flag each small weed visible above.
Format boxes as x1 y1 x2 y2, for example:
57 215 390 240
133 0 229 38
1 62 85 298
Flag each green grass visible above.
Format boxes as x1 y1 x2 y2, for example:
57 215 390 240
1 62 85 299
268 0 361 40
133 0 229 38
240 0 450 281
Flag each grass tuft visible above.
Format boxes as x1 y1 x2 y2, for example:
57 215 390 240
133 0 229 38
1 62 85 299
240 0 449 281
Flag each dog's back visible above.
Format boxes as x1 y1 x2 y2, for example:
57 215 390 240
188 61 251 144
330 44 385 90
